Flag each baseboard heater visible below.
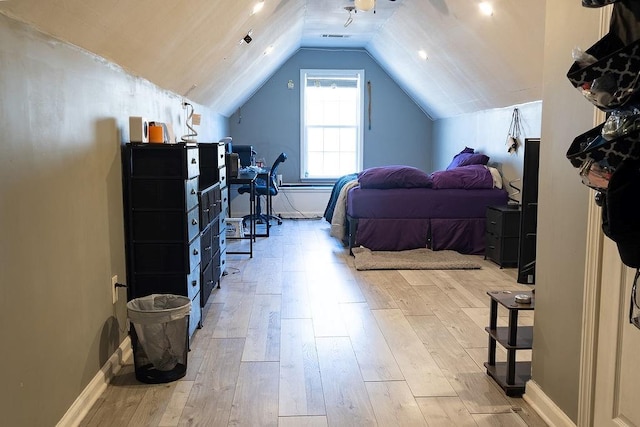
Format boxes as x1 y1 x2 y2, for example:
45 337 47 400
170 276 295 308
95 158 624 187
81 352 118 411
228 184 333 219
272 185 332 219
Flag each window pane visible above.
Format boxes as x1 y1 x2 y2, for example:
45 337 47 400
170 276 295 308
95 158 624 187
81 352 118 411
340 152 357 175
340 99 357 125
301 69 363 179
324 152 340 169
307 152 324 177
324 101 340 124
340 128 356 150
307 101 323 125
324 128 340 151
308 128 324 151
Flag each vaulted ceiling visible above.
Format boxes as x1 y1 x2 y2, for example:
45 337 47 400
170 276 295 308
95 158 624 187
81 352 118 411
0 0 546 120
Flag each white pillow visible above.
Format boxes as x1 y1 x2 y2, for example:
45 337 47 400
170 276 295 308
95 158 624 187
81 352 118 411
485 166 503 189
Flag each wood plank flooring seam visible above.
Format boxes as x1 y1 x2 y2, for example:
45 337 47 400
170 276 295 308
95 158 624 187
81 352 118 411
79 219 546 427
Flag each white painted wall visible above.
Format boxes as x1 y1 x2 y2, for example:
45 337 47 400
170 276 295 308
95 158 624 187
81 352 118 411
533 3 601 422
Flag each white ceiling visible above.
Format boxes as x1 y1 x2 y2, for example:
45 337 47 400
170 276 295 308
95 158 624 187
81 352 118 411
0 0 546 120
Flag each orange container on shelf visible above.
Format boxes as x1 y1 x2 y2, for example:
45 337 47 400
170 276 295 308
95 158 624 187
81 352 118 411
148 124 164 143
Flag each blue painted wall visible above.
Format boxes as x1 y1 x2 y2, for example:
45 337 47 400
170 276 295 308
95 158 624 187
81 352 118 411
228 48 434 183
433 101 542 202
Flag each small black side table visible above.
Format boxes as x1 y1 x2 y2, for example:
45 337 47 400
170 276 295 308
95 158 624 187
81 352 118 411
484 290 535 396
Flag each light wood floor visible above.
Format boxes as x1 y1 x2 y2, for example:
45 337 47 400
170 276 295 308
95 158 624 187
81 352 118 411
81 219 547 427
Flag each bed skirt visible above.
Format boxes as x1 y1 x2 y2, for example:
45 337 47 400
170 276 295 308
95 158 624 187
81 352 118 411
348 216 487 254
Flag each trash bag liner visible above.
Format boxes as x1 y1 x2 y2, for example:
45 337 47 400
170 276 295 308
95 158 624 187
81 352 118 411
127 294 191 371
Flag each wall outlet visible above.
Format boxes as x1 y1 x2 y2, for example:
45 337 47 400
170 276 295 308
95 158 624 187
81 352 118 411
111 275 118 304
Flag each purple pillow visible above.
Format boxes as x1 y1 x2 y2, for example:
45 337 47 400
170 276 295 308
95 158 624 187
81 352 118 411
358 165 433 189
431 164 495 189
446 152 490 170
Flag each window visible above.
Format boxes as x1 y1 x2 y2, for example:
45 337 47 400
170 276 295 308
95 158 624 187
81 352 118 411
300 69 364 180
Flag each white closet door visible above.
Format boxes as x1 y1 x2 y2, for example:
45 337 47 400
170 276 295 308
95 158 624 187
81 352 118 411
591 237 640 426
579 4 640 425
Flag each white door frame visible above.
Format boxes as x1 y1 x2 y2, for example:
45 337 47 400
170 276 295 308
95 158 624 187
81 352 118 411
577 7 619 425
576 186 604 427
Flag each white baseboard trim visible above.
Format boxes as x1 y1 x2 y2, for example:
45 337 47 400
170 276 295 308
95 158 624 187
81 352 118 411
57 336 132 427
524 380 576 427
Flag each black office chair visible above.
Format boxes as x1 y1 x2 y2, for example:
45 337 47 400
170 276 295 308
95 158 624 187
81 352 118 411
238 152 287 227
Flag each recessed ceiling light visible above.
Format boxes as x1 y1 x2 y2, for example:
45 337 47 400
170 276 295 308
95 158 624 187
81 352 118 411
264 45 274 55
418 50 428 60
252 1 265 15
355 0 375 12
479 2 493 16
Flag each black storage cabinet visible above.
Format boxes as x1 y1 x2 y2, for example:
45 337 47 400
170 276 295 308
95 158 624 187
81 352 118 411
122 143 202 339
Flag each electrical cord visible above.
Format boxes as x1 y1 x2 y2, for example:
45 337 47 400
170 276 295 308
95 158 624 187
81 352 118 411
222 267 241 276
508 178 521 203
276 189 320 219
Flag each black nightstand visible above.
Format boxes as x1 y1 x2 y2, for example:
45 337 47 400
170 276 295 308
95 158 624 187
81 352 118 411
485 205 521 268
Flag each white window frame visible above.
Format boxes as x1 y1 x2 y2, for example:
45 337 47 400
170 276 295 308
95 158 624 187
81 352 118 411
300 69 364 181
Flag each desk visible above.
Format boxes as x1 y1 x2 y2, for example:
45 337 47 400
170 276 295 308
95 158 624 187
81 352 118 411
232 167 273 238
228 170 257 257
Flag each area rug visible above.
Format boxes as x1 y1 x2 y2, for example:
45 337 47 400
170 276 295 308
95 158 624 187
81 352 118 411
351 246 481 271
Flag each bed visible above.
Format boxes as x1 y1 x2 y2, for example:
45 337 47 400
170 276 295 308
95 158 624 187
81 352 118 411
326 149 509 254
